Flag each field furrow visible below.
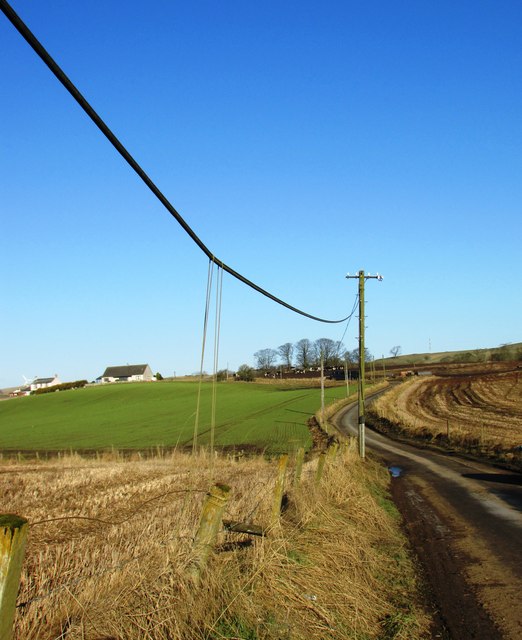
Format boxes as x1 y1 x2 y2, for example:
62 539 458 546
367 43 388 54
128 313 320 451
371 371 522 464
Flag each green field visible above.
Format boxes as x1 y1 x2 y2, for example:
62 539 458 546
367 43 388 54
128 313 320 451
0 381 353 453
376 341 522 367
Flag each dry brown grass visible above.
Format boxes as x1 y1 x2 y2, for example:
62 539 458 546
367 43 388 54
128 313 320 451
371 372 522 465
2 447 429 639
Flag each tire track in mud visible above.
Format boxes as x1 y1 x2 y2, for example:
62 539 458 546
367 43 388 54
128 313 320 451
390 476 503 639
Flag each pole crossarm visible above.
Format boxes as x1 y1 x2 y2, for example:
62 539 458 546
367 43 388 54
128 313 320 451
345 270 383 458
345 272 384 282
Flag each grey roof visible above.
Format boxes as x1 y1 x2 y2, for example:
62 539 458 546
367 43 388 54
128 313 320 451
33 377 56 384
102 364 150 378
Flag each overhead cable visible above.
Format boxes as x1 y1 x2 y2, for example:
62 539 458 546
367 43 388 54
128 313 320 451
1 0 351 324
338 293 359 347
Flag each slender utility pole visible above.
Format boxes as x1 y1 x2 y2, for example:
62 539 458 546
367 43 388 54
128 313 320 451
320 354 325 430
346 270 383 458
358 271 366 457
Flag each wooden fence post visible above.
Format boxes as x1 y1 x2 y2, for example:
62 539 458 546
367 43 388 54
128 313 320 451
188 484 230 583
271 454 289 528
315 451 327 486
293 447 305 486
0 515 28 640
327 442 339 460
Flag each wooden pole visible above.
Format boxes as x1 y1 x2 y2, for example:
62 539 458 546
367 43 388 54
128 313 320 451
320 355 326 431
271 454 289 527
315 452 327 486
358 271 366 458
0 515 28 640
294 447 305 486
189 484 230 582
327 442 339 460
222 520 266 537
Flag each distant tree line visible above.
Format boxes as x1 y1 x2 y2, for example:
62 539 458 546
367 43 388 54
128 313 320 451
252 339 373 373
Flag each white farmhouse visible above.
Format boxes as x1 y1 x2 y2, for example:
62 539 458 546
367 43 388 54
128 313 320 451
30 375 61 392
100 364 154 384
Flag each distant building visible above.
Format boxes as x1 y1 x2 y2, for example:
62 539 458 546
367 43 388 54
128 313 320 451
99 364 154 384
9 387 31 398
30 375 61 391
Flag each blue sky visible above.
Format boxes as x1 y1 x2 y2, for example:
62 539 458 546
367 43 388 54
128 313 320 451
1 0 521 388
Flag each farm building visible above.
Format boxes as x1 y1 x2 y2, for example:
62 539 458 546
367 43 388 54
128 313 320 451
30 375 61 391
99 364 154 384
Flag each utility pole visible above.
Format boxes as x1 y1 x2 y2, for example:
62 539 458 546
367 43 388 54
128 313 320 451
320 354 325 431
346 270 383 458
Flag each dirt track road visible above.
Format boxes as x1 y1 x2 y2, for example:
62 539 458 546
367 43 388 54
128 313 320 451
337 402 522 640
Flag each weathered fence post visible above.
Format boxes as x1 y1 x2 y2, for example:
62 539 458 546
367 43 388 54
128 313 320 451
271 454 289 528
315 451 327 486
327 442 339 460
0 515 28 640
293 447 305 486
188 484 230 583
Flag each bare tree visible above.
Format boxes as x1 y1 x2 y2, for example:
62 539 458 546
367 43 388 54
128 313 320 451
294 338 312 369
389 346 402 358
343 349 357 365
254 348 278 373
313 338 343 367
348 347 373 363
278 342 294 369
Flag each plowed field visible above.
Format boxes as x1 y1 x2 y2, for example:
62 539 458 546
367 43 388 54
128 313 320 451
371 370 522 458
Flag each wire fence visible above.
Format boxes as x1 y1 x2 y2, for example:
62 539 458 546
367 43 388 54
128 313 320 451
5 459 299 616
15 487 209 610
29 488 208 529
0 440 350 640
